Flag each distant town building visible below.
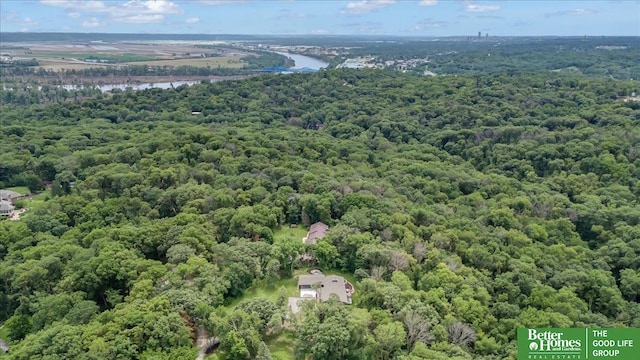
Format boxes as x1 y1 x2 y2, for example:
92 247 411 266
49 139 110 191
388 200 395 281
0 53 12 64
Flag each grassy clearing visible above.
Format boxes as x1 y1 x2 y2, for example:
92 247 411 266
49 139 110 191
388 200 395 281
204 331 296 360
266 331 296 360
208 286 298 360
0 324 9 340
223 277 298 313
273 226 308 242
132 56 246 68
16 190 52 212
5 186 30 195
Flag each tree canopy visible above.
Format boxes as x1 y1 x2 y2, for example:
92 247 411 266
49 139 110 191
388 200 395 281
1 63 639 359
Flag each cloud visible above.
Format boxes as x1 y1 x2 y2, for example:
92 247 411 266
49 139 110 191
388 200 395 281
68 12 81 18
341 0 396 15
275 9 310 19
40 0 109 12
340 21 383 33
24 17 40 25
40 0 183 23
412 18 448 31
186 17 200 23
82 17 102 27
545 8 597 17
197 0 250 4
464 1 500 13
111 1 182 18
418 0 438 6
476 15 503 19
342 21 382 27
311 29 330 35
115 14 164 23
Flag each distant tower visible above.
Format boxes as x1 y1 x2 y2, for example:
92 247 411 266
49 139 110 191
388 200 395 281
478 31 482 38
486 33 488 38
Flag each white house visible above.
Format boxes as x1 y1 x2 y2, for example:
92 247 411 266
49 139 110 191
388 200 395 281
0 200 15 217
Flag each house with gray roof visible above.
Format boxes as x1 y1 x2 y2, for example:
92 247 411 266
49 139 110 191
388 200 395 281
303 221 329 245
0 189 22 201
0 200 15 217
298 274 353 304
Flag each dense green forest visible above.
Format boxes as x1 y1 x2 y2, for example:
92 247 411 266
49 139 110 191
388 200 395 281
1 69 640 360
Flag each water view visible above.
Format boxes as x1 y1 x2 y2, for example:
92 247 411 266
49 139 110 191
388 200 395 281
274 52 329 70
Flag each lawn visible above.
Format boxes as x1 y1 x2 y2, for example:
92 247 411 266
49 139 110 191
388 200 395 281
223 277 298 313
0 324 9 340
273 226 308 242
266 331 296 360
13 189 52 213
205 331 296 360
210 277 299 359
24 190 52 211
5 186 30 195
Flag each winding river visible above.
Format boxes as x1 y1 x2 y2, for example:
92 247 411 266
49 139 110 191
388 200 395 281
274 52 329 70
55 52 330 92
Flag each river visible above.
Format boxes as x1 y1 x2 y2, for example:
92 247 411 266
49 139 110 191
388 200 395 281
274 52 329 70
46 52 329 93
61 80 201 92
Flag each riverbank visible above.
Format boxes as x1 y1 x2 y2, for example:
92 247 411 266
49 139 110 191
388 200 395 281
274 52 329 70
1 74 255 87
1 53 328 92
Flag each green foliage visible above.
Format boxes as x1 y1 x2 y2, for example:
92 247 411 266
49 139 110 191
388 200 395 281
1 64 639 360
4 314 32 341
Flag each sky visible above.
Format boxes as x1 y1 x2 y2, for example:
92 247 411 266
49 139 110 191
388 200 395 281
0 0 639 36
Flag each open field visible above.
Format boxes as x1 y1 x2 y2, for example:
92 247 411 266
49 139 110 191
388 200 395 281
36 61 111 71
25 52 156 62
133 56 246 68
2 41 252 71
20 190 52 212
273 226 309 242
222 277 298 313
35 56 247 71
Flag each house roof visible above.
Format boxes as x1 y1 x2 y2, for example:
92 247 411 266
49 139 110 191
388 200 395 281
305 222 329 244
0 190 22 200
0 200 15 212
298 274 350 304
298 274 326 286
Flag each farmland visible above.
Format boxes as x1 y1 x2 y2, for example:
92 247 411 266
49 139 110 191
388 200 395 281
1 41 253 71
0 40 276 86
132 56 246 68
